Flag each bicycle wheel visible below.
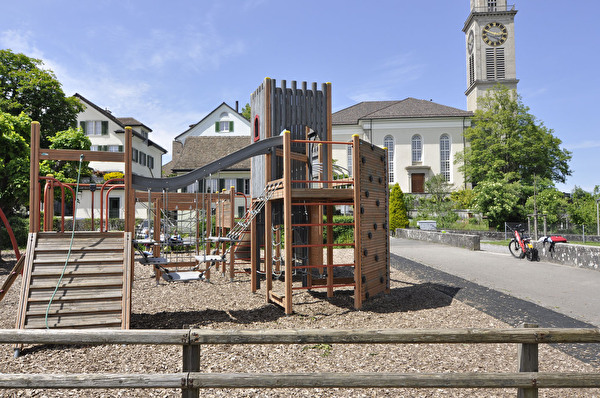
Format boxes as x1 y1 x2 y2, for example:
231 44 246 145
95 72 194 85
509 239 524 258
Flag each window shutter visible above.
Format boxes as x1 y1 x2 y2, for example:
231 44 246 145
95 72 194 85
215 122 219 132
101 121 108 135
80 121 86 132
118 145 123 152
229 121 234 132
236 178 244 193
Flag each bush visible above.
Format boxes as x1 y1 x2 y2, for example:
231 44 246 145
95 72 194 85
322 215 354 245
0 214 28 250
389 183 409 232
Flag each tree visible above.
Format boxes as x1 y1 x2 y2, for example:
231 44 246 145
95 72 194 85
0 112 31 216
525 182 568 226
0 49 83 146
389 183 409 232
418 174 458 228
39 127 92 183
473 177 524 229
456 85 571 187
240 103 251 121
567 186 600 228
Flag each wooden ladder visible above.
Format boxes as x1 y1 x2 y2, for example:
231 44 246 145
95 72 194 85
14 231 131 330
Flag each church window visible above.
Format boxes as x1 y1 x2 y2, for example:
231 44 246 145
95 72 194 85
411 135 422 164
487 0 497 11
384 135 394 183
440 134 451 182
469 55 475 85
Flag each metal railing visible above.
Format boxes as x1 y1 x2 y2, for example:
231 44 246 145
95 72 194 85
2 326 600 397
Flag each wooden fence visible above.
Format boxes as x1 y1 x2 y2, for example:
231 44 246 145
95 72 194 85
1 326 600 397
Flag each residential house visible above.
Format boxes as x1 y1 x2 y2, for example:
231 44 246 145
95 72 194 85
74 93 167 220
163 102 252 218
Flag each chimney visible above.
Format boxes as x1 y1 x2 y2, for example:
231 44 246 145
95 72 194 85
235 101 239 112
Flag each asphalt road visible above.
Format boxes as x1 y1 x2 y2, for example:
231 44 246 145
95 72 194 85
390 237 600 366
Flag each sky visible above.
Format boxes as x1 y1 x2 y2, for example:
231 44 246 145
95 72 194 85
1 0 598 193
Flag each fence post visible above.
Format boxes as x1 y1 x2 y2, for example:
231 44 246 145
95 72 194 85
182 327 199 398
517 323 539 398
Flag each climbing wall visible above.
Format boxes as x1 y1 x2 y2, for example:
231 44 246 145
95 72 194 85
15 231 132 329
356 140 390 303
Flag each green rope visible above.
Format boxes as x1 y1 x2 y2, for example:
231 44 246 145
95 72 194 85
45 154 84 329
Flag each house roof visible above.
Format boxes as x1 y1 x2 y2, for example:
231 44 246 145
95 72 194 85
174 102 247 141
74 93 166 154
168 136 251 173
332 98 472 125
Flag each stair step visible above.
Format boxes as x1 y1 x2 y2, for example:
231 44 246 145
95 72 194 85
28 286 123 302
24 312 122 329
31 263 124 277
29 275 123 289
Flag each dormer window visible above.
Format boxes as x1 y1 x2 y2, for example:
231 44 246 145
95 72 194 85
215 121 234 132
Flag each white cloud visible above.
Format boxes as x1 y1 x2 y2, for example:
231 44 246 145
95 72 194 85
565 140 600 150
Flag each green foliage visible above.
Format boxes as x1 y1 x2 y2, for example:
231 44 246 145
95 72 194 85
389 183 409 231
0 213 28 249
39 128 92 183
567 186 600 227
473 178 524 229
525 186 568 225
240 103 251 121
104 171 125 181
0 111 31 215
457 85 571 187
450 189 476 209
0 49 84 146
417 174 458 228
322 215 354 245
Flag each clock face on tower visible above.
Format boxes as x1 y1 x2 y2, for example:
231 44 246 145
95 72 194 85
468 30 474 54
482 22 508 46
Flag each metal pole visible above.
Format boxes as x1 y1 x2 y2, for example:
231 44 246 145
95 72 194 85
596 199 600 237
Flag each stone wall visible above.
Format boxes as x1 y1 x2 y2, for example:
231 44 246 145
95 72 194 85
396 228 480 251
534 241 600 271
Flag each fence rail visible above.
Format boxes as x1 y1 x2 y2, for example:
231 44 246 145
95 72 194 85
2 327 600 397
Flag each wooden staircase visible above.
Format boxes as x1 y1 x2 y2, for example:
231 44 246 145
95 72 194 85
15 231 132 330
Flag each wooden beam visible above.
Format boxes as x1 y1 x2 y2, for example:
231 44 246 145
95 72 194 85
39 149 124 162
29 122 40 233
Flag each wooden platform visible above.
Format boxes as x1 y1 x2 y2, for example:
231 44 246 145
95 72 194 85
14 231 132 330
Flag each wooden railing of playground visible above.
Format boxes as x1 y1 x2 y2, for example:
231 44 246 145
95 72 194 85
1 326 600 397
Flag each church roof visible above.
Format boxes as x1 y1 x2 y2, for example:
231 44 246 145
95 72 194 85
167 136 251 173
332 98 472 125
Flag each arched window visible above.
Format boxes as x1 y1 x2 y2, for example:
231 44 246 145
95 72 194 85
440 134 451 182
384 135 394 183
411 135 422 164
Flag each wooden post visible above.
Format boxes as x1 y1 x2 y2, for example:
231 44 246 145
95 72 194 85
29 122 41 233
265 199 273 302
229 187 236 282
517 323 539 398
352 135 362 310
182 343 200 398
283 131 293 315
124 127 134 234
154 197 162 284
250 212 258 293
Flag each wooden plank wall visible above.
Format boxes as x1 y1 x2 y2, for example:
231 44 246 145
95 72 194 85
356 139 390 304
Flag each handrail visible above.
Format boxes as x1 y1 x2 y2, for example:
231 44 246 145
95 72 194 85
2 327 600 394
2 327 599 345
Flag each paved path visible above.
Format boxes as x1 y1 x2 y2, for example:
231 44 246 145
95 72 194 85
390 238 600 367
390 238 600 328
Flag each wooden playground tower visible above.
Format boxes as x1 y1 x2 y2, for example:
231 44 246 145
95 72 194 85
12 78 390 336
248 78 390 314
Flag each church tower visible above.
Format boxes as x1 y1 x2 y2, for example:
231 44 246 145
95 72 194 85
463 0 518 111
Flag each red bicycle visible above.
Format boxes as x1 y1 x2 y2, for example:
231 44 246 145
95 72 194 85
508 224 538 261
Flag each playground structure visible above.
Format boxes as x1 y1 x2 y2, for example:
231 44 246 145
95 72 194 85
10 78 390 338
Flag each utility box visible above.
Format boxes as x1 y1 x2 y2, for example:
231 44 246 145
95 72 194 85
417 220 437 231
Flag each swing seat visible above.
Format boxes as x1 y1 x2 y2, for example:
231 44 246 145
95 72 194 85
139 256 169 265
194 254 226 262
207 236 239 243
162 271 205 282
